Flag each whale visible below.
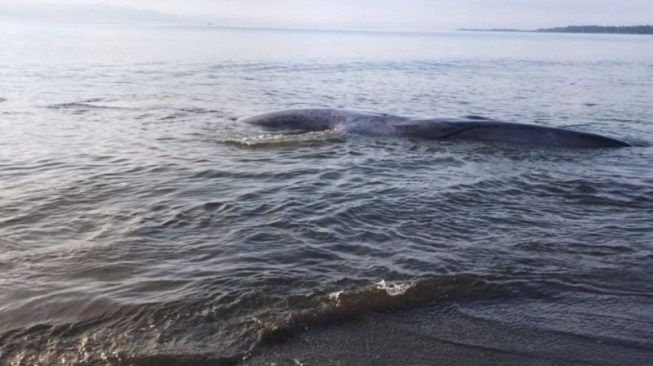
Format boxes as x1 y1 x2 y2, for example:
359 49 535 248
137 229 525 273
241 108 631 148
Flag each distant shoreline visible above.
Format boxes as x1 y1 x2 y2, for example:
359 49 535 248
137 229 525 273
459 25 653 35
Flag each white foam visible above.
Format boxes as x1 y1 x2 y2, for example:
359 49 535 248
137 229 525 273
376 280 414 296
328 290 345 306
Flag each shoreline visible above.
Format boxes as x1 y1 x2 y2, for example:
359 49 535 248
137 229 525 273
459 25 653 35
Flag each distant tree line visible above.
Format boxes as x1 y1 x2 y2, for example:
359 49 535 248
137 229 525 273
459 25 653 35
536 25 653 34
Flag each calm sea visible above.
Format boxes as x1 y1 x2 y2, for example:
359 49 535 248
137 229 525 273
1 22 652 365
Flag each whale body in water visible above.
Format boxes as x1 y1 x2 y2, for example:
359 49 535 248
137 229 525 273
241 108 631 148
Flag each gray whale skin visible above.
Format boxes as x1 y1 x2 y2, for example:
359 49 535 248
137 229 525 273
241 108 631 148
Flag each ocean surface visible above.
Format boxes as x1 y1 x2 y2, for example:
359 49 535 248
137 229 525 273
1 22 652 365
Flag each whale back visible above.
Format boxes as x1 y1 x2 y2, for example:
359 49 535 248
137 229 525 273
396 119 631 148
241 109 631 148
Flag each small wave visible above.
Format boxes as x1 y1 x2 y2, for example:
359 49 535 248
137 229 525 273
327 280 416 308
221 130 343 148
0 297 254 366
374 279 415 296
95 352 242 366
0 97 7 103
45 98 123 110
252 275 513 349
179 107 223 115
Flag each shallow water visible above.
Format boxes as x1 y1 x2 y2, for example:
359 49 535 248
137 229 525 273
1 23 652 365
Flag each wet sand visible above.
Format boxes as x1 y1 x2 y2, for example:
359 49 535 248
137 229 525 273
245 305 651 366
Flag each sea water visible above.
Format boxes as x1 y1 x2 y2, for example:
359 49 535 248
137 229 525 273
1 22 652 365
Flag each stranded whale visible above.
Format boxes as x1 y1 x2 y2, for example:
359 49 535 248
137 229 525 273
241 108 631 148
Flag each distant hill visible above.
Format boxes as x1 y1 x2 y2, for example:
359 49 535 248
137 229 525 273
459 25 653 35
536 25 653 34
0 1 198 24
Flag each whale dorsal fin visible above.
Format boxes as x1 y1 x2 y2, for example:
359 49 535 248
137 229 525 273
463 115 491 120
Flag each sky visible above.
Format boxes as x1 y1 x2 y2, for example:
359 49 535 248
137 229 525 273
1 0 652 30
